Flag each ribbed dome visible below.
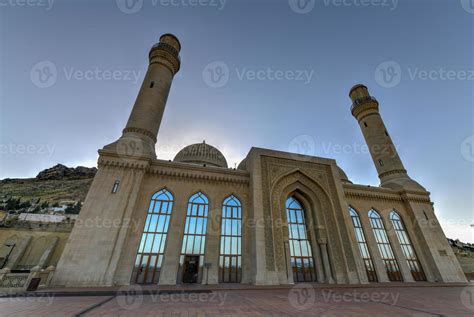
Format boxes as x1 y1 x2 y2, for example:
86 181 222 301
174 142 228 168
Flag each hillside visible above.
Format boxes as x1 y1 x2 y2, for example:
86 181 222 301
0 164 96 204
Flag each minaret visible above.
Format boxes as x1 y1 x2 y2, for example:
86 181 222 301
349 84 424 191
104 33 181 158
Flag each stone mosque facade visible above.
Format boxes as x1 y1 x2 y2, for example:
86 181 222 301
51 34 466 287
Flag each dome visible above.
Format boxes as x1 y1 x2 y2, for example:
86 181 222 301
174 142 228 168
237 157 247 170
337 165 352 184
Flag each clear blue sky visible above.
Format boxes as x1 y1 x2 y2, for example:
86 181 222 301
0 0 472 242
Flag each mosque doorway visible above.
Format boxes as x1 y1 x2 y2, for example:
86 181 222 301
182 255 200 283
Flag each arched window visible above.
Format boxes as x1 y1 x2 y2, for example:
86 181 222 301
219 195 242 283
348 207 377 282
390 211 426 281
286 196 316 282
179 192 209 283
134 188 174 284
368 209 403 281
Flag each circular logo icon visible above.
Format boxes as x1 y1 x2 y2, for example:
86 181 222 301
461 0 474 14
461 286 474 311
288 0 316 14
288 284 316 311
461 135 474 162
116 137 146 159
116 285 143 310
375 61 402 88
116 0 144 14
30 61 57 88
289 135 316 159
202 61 230 88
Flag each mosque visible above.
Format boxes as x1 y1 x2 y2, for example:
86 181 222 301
51 34 466 287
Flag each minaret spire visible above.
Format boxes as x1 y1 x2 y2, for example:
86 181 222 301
349 84 424 191
104 33 181 158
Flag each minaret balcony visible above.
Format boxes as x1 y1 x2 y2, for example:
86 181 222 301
350 96 378 112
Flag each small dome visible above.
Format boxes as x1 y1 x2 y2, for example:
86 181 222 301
174 142 228 168
337 165 352 184
237 158 247 170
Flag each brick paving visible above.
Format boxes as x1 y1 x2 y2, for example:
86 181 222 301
0 285 473 316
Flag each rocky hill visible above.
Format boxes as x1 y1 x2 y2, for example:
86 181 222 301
0 164 96 204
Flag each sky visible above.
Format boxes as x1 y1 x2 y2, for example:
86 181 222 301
0 0 472 242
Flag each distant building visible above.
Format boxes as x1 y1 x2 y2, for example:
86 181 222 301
49 34 465 287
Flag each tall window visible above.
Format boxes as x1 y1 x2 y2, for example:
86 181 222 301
369 209 403 281
286 197 316 282
219 195 242 283
134 189 174 284
348 207 377 282
179 192 209 283
390 211 426 281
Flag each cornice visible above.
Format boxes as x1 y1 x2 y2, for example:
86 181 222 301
343 183 431 203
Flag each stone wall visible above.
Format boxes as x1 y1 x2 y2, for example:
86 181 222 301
0 222 72 270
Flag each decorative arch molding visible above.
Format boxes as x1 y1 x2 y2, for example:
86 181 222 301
269 169 339 283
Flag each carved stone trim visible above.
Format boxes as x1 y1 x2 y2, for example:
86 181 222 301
344 187 431 204
378 169 408 179
148 167 249 185
122 127 157 142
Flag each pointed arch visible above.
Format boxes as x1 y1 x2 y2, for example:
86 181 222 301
219 194 242 283
133 188 174 284
269 169 338 283
390 210 426 281
368 209 402 281
286 196 317 282
348 206 377 282
179 191 209 283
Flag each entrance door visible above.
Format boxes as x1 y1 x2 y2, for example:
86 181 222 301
182 255 200 283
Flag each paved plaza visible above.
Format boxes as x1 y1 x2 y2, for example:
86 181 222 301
0 284 473 316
